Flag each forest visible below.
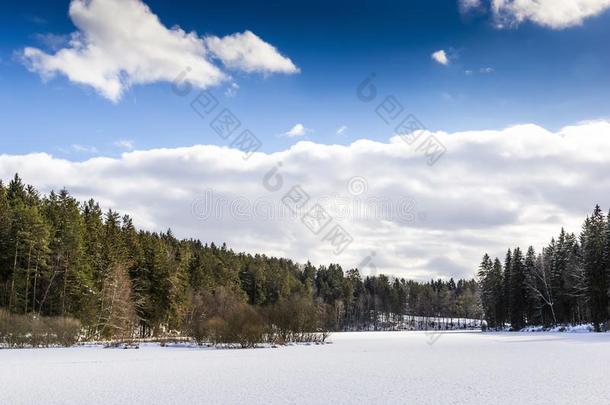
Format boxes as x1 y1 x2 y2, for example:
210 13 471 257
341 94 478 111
478 205 610 332
0 175 480 347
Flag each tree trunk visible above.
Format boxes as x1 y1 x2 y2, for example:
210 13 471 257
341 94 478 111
39 270 59 315
9 241 18 312
32 254 39 315
61 255 68 316
24 244 32 313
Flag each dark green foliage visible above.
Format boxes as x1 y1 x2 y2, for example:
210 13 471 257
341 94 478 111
0 175 481 345
479 205 610 331
478 255 504 328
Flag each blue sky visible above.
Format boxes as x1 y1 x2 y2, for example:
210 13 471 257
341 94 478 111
1 0 610 159
3 0 610 278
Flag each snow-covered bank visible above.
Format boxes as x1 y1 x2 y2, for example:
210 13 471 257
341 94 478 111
2 331 610 404
520 324 596 333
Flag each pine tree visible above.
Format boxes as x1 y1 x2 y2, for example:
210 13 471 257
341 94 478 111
523 246 540 324
502 249 512 326
43 189 87 317
509 247 526 330
581 206 608 331
0 174 521 339
477 254 494 326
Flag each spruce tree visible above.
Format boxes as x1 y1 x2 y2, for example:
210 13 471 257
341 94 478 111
509 247 526 330
502 249 512 327
581 206 608 331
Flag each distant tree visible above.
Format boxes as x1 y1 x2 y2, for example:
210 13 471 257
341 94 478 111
581 206 608 331
509 247 526 330
0 174 505 344
524 246 557 326
503 249 512 326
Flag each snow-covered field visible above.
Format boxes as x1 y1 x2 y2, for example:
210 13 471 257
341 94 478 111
1 331 609 404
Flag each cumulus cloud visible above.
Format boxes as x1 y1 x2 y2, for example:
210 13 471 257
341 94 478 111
114 140 135 150
2 121 610 280
282 123 311 137
205 31 299 74
461 0 610 29
20 0 298 102
431 50 449 65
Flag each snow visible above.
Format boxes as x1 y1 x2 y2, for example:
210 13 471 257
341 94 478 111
521 324 595 333
2 331 610 404
547 324 594 333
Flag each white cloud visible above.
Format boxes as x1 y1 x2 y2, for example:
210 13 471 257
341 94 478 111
205 31 299 74
461 0 610 29
224 82 239 97
465 67 494 75
20 0 298 102
431 50 449 65
336 125 348 136
33 33 70 51
114 140 135 150
282 123 311 137
460 0 483 13
71 144 98 154
21 0 222 102
3 121 610 280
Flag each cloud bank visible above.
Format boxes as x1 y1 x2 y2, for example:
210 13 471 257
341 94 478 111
2 121 610 280
21 0 298 102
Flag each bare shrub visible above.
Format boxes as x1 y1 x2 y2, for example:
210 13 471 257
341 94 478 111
49 316 82 346
0 309 29 347
225 304 264 348
265 295 330 344
0 309 81 348
182 288 265 347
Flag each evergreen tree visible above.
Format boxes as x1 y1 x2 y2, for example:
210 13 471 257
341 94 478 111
502 249 512 326
509 247 526 330
581 206 608 331
477 254 495 326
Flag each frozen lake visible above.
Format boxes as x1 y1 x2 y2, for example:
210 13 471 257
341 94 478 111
1 331 609 404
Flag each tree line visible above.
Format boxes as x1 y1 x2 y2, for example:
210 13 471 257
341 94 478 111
0 175 480 346
478 205 610 332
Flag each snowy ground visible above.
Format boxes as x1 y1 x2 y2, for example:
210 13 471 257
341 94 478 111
1 331 609 404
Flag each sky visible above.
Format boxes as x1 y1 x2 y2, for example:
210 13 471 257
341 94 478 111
1 0 610 280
